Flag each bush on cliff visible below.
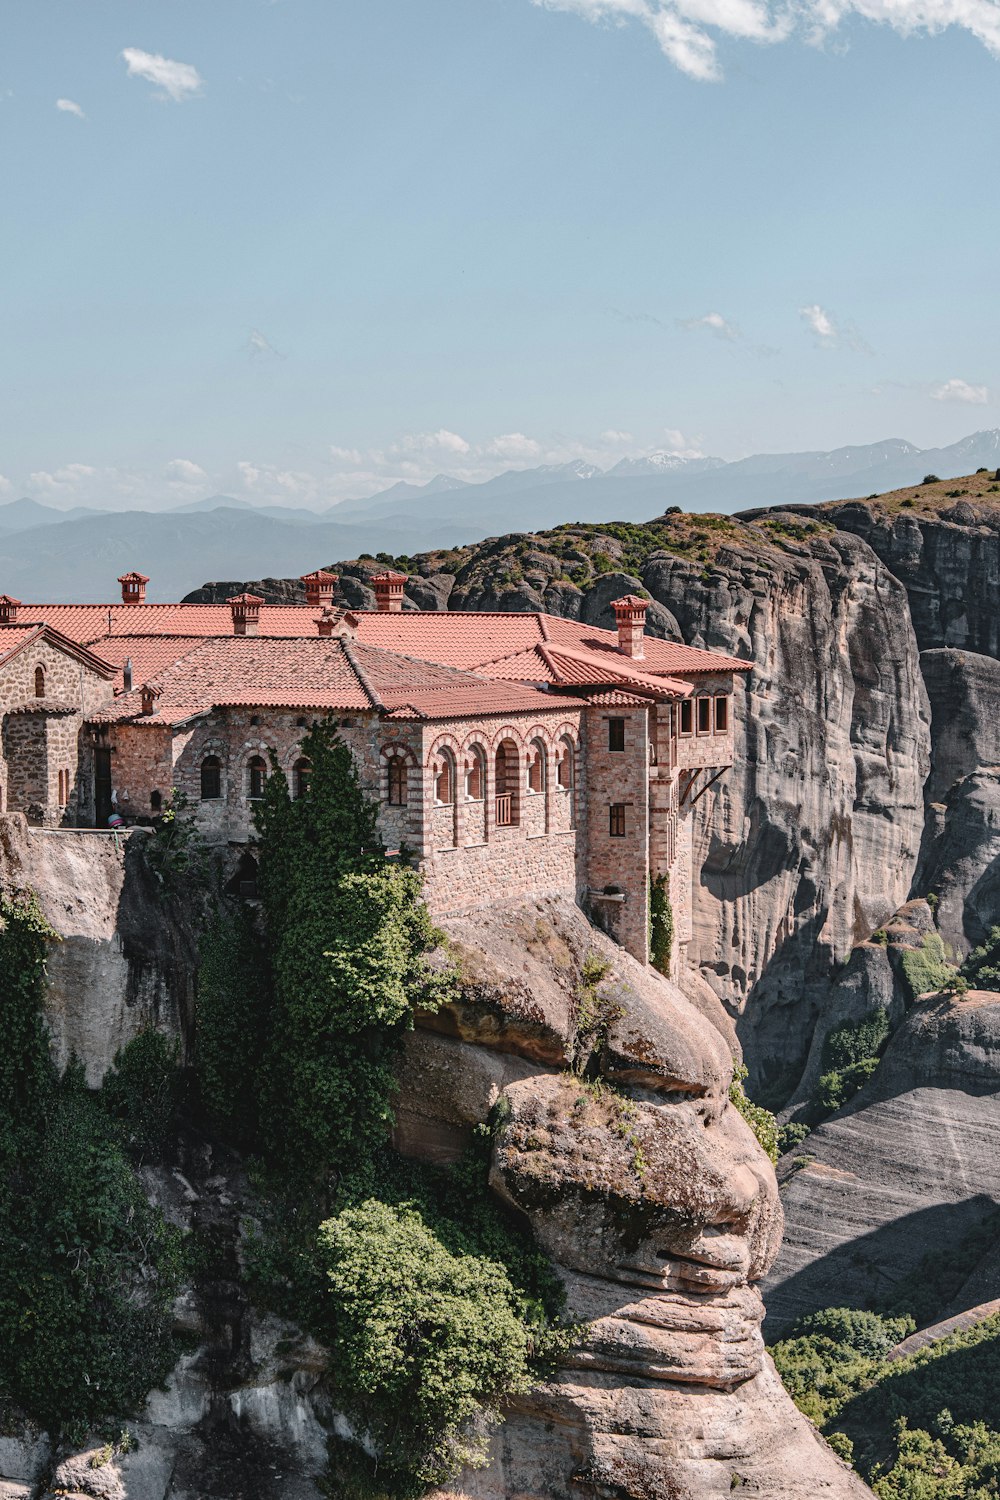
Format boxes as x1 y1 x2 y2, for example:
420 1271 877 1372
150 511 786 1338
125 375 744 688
0 893 182 1439
815 1009 891 1114
959 926 1000 991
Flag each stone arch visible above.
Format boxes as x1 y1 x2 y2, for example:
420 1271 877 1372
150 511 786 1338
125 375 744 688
195 737 227 802
494 736 521 828
34 664 45 698
380 742 417 809
526 735 548 796
235 739 277 804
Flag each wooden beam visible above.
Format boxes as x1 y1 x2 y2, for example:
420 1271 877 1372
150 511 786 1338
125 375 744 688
688 767 727 807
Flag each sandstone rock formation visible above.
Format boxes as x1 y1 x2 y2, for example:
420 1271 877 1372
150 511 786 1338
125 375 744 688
765 988 1000 1337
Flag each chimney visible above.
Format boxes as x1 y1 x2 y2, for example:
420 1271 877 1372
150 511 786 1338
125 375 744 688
118 571 149 605
301 569 338 609
0 595 21 624
140 683 160 717
371 570 407 613
123 657 134 692
316 606 336 638
611 595 648 660
228 592 264 637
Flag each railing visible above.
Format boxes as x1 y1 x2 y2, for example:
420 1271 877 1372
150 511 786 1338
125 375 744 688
495 794 513 827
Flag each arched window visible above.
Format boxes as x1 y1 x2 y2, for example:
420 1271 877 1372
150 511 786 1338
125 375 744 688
527 741 546 795
387 756 408 806
247 755 267 801
465 746 485 801
34 665 45 698
494 741 519 826
557 738 574 790
200 755 222 801
293 757 312 799
434 749 455 806
150 789 162 813
57 769 70 806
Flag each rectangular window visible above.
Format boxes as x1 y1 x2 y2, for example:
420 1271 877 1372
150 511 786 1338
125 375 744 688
697 697 711 734
608 717 625 752
679 700 693 736
715 696 729 733
609 803 626 837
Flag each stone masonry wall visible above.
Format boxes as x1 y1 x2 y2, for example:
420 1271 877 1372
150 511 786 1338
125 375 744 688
0 638 113 825
583 703 650 963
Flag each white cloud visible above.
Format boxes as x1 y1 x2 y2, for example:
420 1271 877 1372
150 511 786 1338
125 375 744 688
601 429 634 443
0 475 11 497
800 303 837 342
121 48 203 102
330 445 365 466
484 433 542 460
393 429 472 456
247 328 285 359
165 458 208 485
932 378 990 404
681 310 740 340
531 0 1000 80
56 98 85 119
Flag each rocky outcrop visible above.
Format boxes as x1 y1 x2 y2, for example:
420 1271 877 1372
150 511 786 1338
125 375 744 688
0 814 198 1085
765 988 1000 1337
398 897 871 1498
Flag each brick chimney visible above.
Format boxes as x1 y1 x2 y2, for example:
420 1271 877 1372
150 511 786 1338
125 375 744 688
0 595 20 624
140 683 161 716
118 571 149 604
316 606 336 638
611 594 648 660
228 592 264 636
371 570 407 613
301 569 338 609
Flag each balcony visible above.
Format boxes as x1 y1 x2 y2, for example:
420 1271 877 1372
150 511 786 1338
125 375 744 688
495 794 513 827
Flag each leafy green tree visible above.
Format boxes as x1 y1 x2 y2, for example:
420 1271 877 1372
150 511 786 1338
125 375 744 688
960 927 1000 991
318 1200 534 1490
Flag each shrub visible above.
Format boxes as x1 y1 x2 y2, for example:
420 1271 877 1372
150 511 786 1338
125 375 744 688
778 1121 811 1154
922 474 941 485
100 1030 181 1162
317 1200 535 1490
899 932 956 1001
196 909 269 1141
729 1065 778 1162
649 873 673 975
960 926 1000 991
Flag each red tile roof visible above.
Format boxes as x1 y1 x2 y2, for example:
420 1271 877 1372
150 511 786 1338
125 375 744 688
89 637 579 727
0 622 117 677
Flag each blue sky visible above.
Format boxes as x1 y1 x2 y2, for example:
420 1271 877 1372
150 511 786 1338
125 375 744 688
1 0 998 509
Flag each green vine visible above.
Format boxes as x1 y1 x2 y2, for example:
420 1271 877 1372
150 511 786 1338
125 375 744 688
649 873 674 975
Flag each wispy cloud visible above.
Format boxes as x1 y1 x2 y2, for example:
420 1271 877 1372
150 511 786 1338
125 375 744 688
932 378 990 405
680 310 740 340
165 458 208 485
799 302 872 353
247 328 285 359
392 429 472 457
56 98 85 119
121 48 203 102
531 0 1000 80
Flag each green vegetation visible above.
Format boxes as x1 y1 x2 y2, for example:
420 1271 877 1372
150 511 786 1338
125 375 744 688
771 1213 1000 1496
199 720 567 1494
899 931 957 1001
728 1064 779 1163
816 1009 891 1113
572 953 622 1070
649 873 674 975
0 894 182 1440
959 926 1000 990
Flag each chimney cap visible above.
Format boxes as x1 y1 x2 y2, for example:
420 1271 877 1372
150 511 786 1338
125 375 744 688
301 569 338 586
611 594 648 614
0 594 22 614
139 683 161 715
118 570 150 585
226 591 265 606
370 569 408 585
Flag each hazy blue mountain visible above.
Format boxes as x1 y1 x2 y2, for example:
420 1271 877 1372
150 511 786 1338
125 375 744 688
4 430 999 601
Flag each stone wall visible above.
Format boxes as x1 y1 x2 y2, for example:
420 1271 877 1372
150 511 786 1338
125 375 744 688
0 637 112 826
583 703 650 962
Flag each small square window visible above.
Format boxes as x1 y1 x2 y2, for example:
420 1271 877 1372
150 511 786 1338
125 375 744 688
697 697 711 734
715 696 729 733
679 700 693 736
608 718 625 752
609 803 626 837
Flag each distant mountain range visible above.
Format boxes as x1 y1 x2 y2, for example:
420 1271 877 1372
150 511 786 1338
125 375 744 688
3 429 999 601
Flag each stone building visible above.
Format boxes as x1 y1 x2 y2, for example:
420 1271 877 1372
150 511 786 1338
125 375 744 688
0 571 746 971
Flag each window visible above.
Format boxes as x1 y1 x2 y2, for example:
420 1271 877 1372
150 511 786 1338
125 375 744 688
697 697 711 734
608 717 625 752
679 700 693 736
200 755 222 800
609 803 626 837
495 741 518 826
434 751 455 806
247 755 267 801
465 749 484 801
388 757 408 806
715 696 729 733
557 741 573 790
34 666 45 698
150 789 162 813
527 743 545 794
294 757 312 799
57 769 70 806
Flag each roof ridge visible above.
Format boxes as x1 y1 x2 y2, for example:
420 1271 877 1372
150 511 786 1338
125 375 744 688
537 613 550 642
342 638 384 711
